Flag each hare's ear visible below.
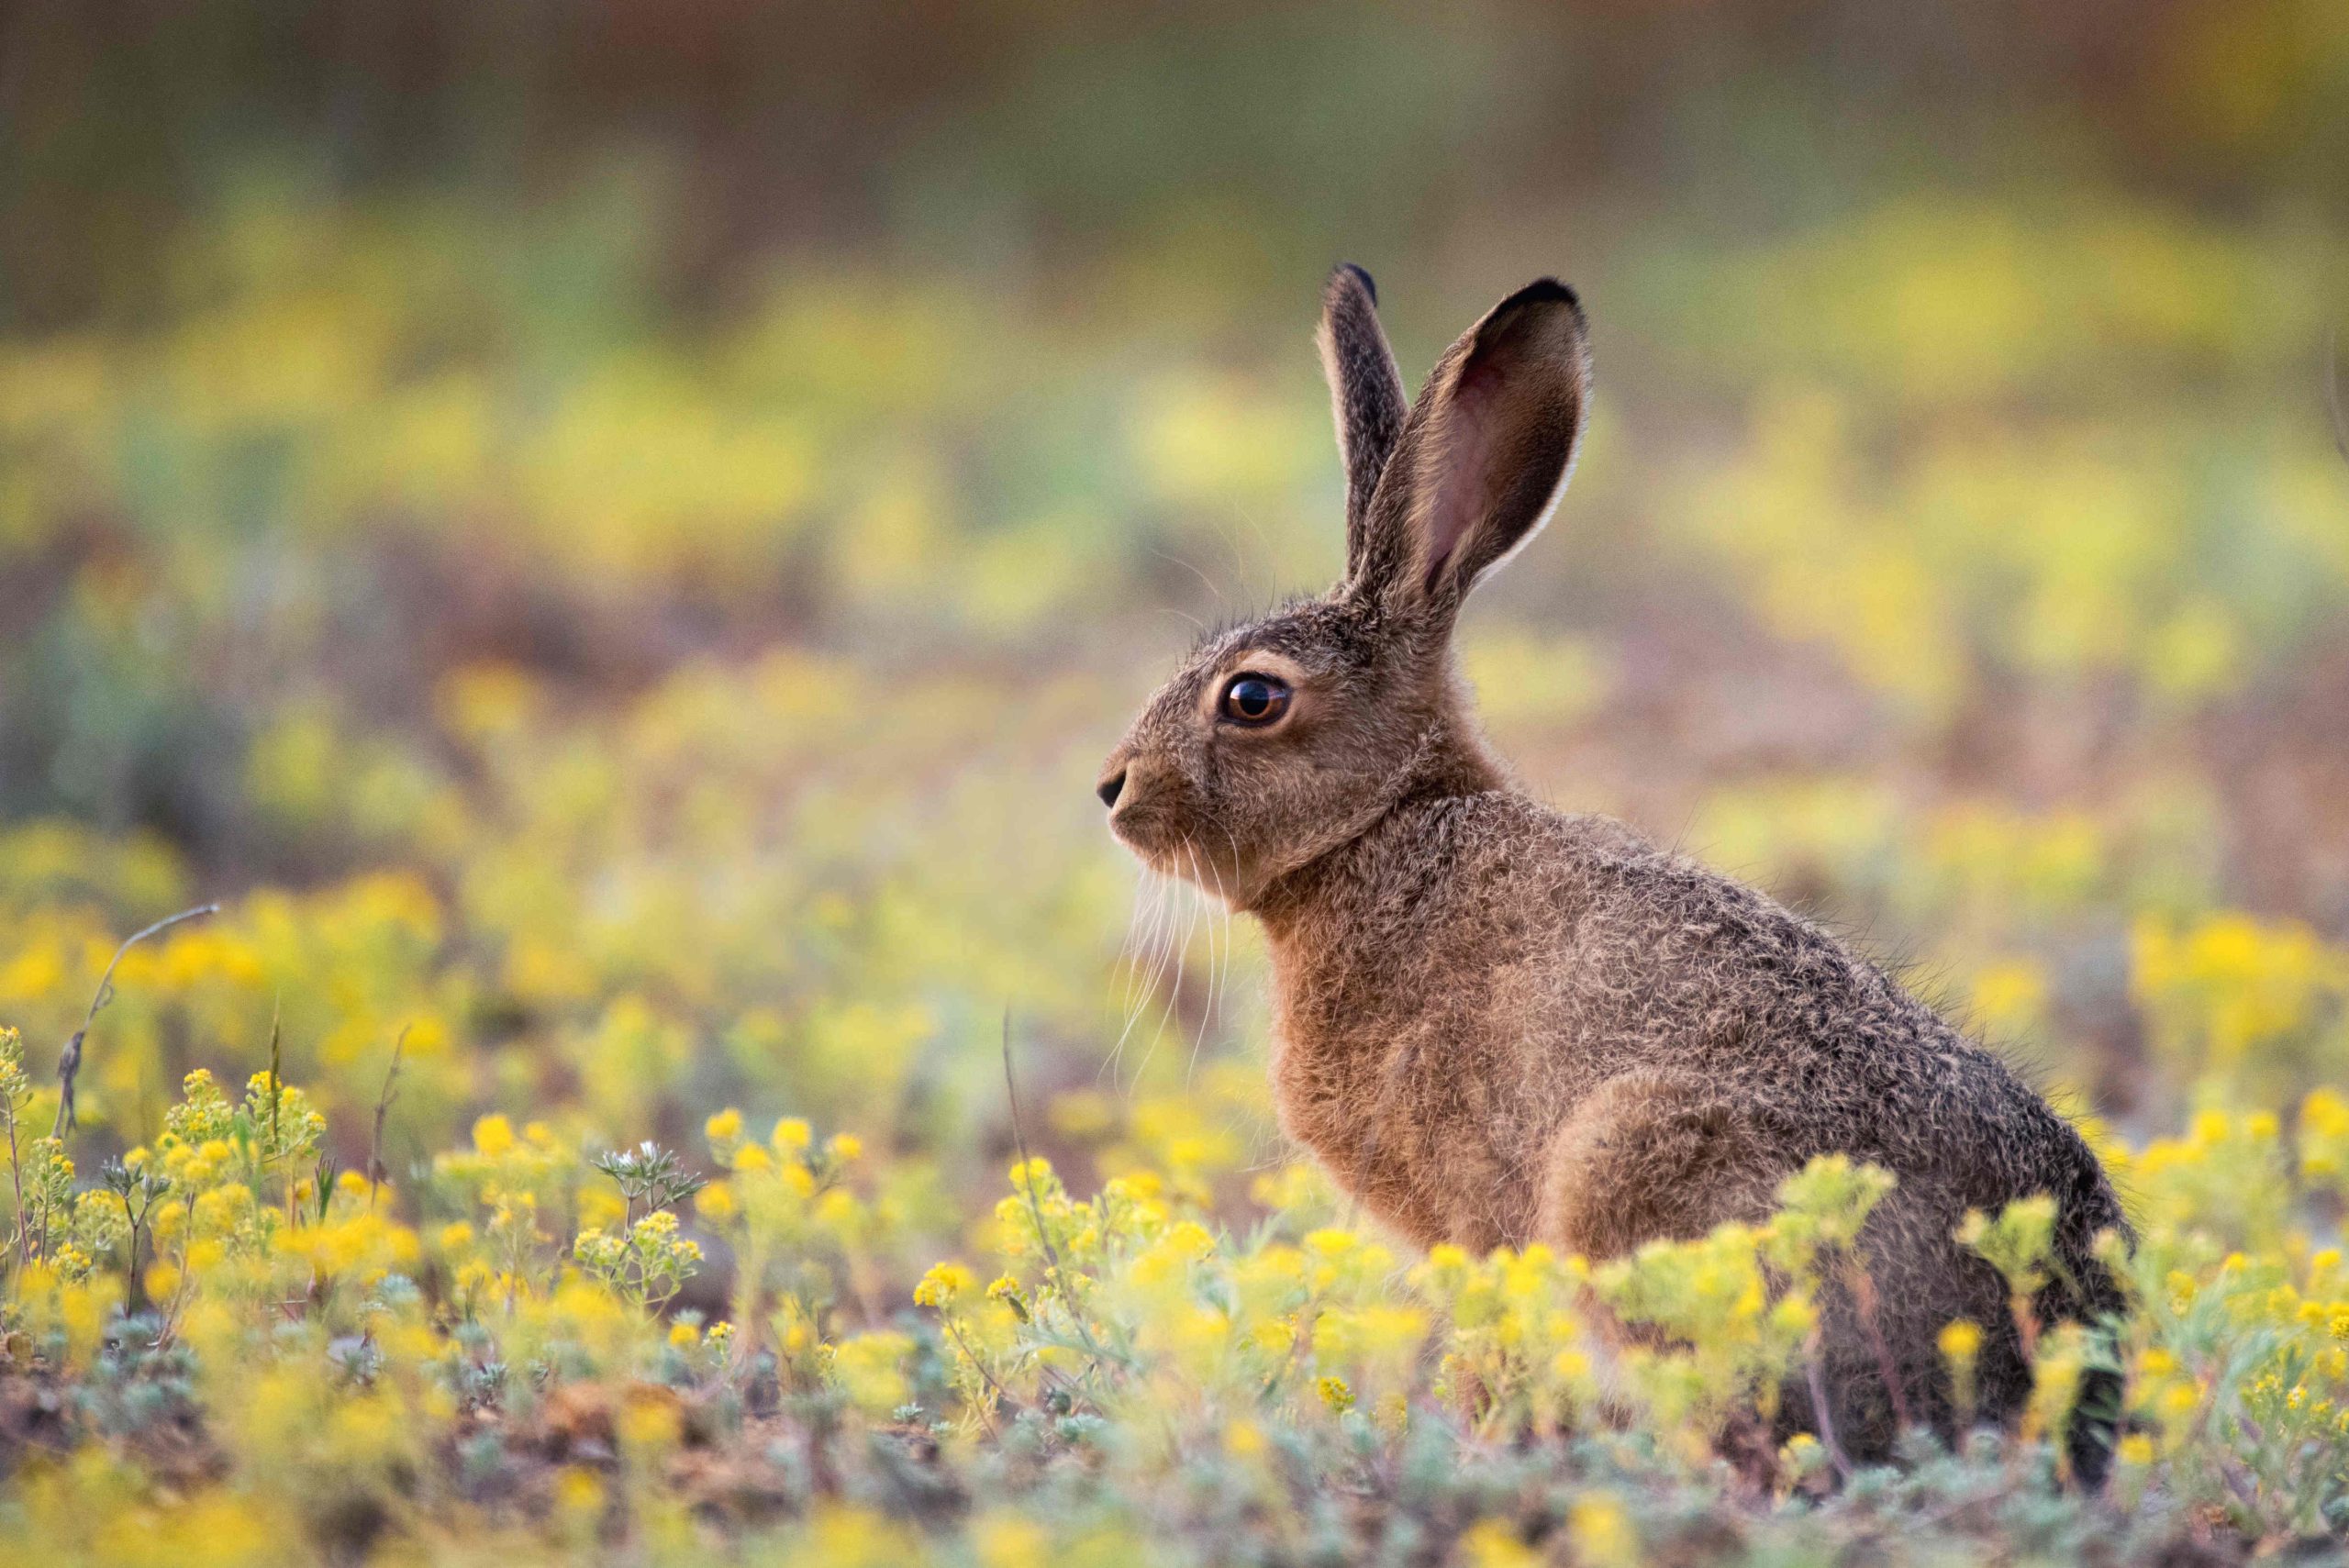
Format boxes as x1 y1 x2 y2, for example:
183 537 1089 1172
1317 264 1408 578
1352 279 1589 619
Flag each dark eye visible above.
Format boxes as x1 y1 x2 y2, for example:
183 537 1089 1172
1219 673 1291 726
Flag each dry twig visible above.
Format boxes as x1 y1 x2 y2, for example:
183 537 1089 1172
52 903 220 1136
369 1026 409 1210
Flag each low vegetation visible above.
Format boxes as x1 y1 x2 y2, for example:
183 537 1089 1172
5 913 2349 1563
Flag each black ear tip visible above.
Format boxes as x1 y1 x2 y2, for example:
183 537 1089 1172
1334 262 1378 305
1509 276 1582 317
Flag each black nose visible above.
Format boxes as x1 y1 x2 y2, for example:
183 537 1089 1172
1096 768 1126 809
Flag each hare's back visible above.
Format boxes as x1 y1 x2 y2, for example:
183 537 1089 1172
1480 803 2100 1184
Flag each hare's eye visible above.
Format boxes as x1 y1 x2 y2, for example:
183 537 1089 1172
1219 673 1291 727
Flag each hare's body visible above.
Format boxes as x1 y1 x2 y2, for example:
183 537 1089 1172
1256 762 2124 1451
1099 267 2127 1471
1258 777 2118 1264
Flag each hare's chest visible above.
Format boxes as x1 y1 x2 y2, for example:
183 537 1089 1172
1264 1005 1383 1166
1265 991 1542 1252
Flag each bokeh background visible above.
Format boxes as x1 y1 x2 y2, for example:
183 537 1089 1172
4 0 2346 1276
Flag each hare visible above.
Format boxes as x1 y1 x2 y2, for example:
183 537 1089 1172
1096 266 2129 1473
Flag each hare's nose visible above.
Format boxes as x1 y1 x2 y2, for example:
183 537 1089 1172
1096 767 1128 809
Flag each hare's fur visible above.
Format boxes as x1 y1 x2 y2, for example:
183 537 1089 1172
1099 268 2127 1468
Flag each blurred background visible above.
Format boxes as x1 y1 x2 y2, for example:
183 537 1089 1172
2 1 2345 1264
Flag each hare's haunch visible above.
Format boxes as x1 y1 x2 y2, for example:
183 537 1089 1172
1097 267 2128 1474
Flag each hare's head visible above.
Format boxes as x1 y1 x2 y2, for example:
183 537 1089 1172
1097 267 1591 908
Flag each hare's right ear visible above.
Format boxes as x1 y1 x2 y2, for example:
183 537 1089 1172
1348 279 1590 626
1317 264 1408 579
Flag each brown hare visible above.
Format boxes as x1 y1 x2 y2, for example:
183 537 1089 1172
1096 265 2129 1474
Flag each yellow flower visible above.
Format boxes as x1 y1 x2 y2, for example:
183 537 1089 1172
1303 1228 1357 1261
973 1515 1050 1568
832 1331 914 1414
1104 1170 1165 1204
706 1107 744 1143
914 1261 978 1309
1769 1294 1818 1339
1163 1220 1216 1261
1568 1496 1638 1568
619 1395 683 1449
773 1118 813 1152
1938 1318 1983 1362
472 1115 515 1159
1457 1520 1542 1568
555 1467 605 1518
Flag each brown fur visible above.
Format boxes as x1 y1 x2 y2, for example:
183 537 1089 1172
1097 268 2129 1472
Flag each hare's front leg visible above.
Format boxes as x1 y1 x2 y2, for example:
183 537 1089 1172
1534 1069 1783 1261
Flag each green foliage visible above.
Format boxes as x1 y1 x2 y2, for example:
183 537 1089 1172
587 1141 708 1218
573 1209 700 1314
1959 1195 2060 1303
7 1063 2349 1562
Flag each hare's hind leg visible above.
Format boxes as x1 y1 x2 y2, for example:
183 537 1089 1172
1534 1070 1781 1261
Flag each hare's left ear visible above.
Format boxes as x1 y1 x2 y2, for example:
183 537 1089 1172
1317 264 1408 579
1349 279 1589 619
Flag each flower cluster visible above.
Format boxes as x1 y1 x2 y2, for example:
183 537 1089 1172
0 979 2345 1566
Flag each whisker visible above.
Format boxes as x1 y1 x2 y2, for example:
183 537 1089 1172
1217 897 1234 1033
1149 547 1226 611
1212 817 1247 1033
1185 841 1218 1085
1134 840 1202 1086
1110 864 1152 1007
1124 869 1170 1012
1105 870 1174 1084
1119 866 1185 1081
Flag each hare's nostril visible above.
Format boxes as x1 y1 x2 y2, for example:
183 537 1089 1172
1097 769 1127 809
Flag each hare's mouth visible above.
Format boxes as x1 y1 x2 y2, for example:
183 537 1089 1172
1108 815 1179 872
1110 817 1230 896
